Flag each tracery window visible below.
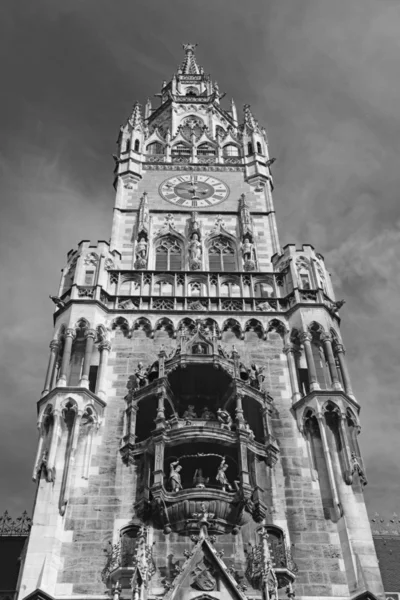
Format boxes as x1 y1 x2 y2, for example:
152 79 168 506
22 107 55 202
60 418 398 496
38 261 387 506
171 142 191 158
208 237 237 272
197 143 215 157
155 236 183 271
181 116 204 140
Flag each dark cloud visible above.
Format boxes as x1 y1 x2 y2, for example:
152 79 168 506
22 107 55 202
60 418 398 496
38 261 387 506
1 0 399 519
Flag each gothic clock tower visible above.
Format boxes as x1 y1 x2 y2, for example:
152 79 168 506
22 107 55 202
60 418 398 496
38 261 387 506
18 44 384 600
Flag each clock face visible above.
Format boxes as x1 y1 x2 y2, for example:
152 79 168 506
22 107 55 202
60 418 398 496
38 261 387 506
159 175 230 208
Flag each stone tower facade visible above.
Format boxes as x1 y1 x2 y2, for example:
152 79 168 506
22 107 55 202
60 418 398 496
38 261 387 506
18 45 384 600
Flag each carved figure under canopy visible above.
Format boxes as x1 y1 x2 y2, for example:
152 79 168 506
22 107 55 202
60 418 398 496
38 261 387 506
216 458 232 491
241 237 254 262
189 233 202 270
201 406 215 420
217 408 232 430
182 405 197 420
193 468 209 488
169 460 183 492
250 363 265 390
136 236 148 260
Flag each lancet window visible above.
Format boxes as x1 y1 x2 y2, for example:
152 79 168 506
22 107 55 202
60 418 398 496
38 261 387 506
155 235 183 271
223 144 240 157
147 142 164 155
208 237 237 272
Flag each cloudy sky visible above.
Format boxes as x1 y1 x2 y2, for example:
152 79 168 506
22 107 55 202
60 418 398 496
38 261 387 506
1 0 400 522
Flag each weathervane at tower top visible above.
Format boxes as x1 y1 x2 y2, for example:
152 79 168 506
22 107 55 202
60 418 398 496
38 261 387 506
183 43 198 53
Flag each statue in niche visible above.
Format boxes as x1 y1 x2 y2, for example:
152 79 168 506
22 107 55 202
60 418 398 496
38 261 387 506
216 458 232 491
169 461 183 492
135 236 148 269
134 362 149 388
217 408 232 430
188 233 202 270
182 405 197 420
201 406 215 420
193 343 207 355
244 421 255 440
241 236 256 271
193 468 209 488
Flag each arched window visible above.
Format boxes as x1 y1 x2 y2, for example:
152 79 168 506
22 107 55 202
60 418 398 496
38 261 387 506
171 142 191 158
223 144 239 157
185 86 198 96
134 139 140 152
247 142 254 155
155 235 183 271
197 143 215 157
256 141 262 154
147 142 164 155
208 237 237 272
124 139 131 153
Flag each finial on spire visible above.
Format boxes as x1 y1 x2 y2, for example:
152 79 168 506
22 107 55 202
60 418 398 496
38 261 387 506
182 43 198 54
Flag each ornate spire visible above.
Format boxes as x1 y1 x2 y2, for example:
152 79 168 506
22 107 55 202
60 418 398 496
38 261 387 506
180 43 201 75
243 104 260 133
128 101 144 131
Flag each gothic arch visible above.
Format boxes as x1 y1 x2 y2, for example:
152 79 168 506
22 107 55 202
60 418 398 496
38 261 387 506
177 317 196 334
75 318 90 331
206 232 238 273
153 232 185 271
221 318 243 340
111 316 130 337
267 318 287 339
132 317 153 338
244 318 264 339
154 317 175 338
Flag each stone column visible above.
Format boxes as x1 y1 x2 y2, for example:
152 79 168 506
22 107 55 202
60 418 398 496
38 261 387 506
32 424 45 482
42 340 59 396
317 414 341 520
80 329 96 388
321 334 342 390
338 414 353 484
284 343 301 402
46 409 61 482
300 332 320 391
57 329 75 386
235 393 245 429
335 343 354 399
96 341 111 398
155 394 166 429
60 409 83 515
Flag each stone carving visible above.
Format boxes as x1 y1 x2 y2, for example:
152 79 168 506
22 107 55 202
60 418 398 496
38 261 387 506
128 363 149 391
193 468 209 489
216 458 232 491
104 258 115 270
188 233 202 270
191 558 216 591
84 252 99 266
135 236 148 269
351 452 367 486
249 364 265 390
49 294 65 309
327 299 346 317
182 405 197 420
201 407 215 420
257 300 275 312
241 236 256 271
189 300 207 311
217 408 232 430
169 460 183 492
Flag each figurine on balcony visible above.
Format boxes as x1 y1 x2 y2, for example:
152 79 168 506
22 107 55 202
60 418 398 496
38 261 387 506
169 461 183 492
249 363 265 390
182 405 198 420
193 468 209 488
217 408 232 430
134 362 149 388
216 458 232 491
201 406 215 420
